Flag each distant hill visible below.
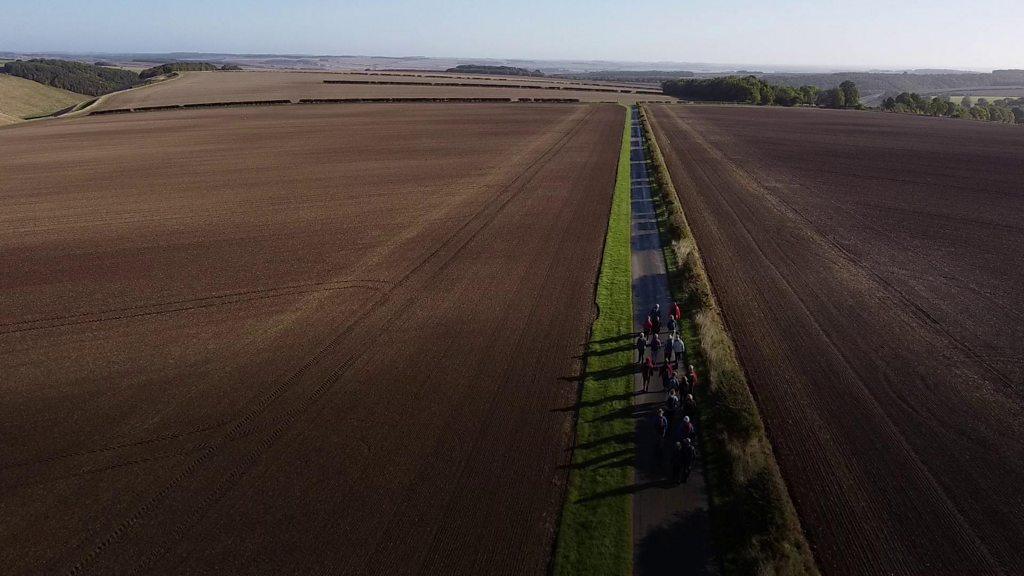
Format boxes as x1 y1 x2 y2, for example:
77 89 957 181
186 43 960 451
556 70 694 84
0 73 89 121
138 62 221 79
445 64 543 77
1 59 139 96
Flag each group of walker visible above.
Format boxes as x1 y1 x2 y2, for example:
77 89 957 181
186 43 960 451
635 301 699 485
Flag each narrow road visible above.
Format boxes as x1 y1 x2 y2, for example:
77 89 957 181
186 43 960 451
629 105 715 575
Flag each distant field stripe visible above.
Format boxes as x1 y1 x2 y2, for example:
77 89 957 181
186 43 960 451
553 105 633 576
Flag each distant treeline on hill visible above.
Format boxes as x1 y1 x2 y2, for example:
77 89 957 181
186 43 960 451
444 64 543 77
1 59 139 96
138 62 227 79
557 70 695 84
882 93 1024 124
662 75 861 108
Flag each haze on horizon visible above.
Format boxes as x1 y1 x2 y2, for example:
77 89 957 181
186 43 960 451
3 0 1022 71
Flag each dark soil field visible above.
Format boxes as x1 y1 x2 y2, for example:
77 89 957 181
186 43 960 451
89 70 668 111
0 103 623 574
647 104 1024 576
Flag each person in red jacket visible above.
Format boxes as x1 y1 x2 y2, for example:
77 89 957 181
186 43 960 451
641 357 654 392
671 301 682 322
643 317 653 337
687 365 699 390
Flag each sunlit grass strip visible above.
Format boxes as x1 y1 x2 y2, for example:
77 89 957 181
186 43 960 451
553 105 634 576
639 105 819 576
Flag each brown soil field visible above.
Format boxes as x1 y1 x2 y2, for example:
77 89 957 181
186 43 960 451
91 70 670 111
0 103 624 574
647 104 1024 576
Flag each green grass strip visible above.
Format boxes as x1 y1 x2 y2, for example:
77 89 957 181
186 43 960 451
552 105 634 576
638 105 819 576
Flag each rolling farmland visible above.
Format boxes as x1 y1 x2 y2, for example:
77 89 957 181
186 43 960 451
0 73 88 121
90 70 668 111
647 104 1024 576
0 103 624 574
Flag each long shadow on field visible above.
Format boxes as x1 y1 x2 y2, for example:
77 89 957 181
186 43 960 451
581 343 633 358
568 431 633 451
590 332 636 344
636 509 713 576
574 479 671 504
552 391 635 413
561 447 634 470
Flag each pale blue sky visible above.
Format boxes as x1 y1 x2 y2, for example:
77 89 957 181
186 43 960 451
4 0 1022 70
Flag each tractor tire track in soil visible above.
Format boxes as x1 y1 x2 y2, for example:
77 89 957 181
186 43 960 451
0 103 623 575
647 104 1024 576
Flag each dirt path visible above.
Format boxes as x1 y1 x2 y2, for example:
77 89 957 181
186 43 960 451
628 105 715 575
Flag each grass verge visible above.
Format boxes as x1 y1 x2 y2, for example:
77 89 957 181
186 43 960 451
638 105 819 576
552 105 634 576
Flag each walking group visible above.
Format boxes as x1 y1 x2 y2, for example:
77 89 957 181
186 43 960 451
636 301 699 485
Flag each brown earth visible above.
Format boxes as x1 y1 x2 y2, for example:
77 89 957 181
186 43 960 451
0 102 624 574
647 104 1024 576
90 70 670 111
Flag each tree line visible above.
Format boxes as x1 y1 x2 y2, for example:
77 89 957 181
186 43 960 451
1 59 139 96
882 93 1024 124
138 62 224 79
661 75 861 108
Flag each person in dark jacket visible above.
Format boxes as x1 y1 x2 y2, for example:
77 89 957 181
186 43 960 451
684 393 697 417
672 438 696 483
665 389 681 426
635 332 647 364
659 361 674 390
666 315 677 338
641 357 654 392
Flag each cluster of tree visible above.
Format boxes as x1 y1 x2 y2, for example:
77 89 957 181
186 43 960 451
882 93 1024 124
661 75 861 108
1 59 139 96
138 62 221 79
220 64 242 71
445 65 543 77
759 71 1000 96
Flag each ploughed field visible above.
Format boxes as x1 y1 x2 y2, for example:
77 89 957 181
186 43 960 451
0 103 623 574
647 104 1024 575
91 70 667 111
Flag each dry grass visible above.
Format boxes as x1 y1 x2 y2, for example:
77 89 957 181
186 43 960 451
0 73 88 120
639 105 818 576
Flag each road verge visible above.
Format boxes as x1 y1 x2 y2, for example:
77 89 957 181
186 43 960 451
553 105 633 576
639 105 819 576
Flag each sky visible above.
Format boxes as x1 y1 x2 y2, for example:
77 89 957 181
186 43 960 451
3 0 1023 70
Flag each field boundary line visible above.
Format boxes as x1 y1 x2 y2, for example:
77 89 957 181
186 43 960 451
639 105 819 576
552 105 633 576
